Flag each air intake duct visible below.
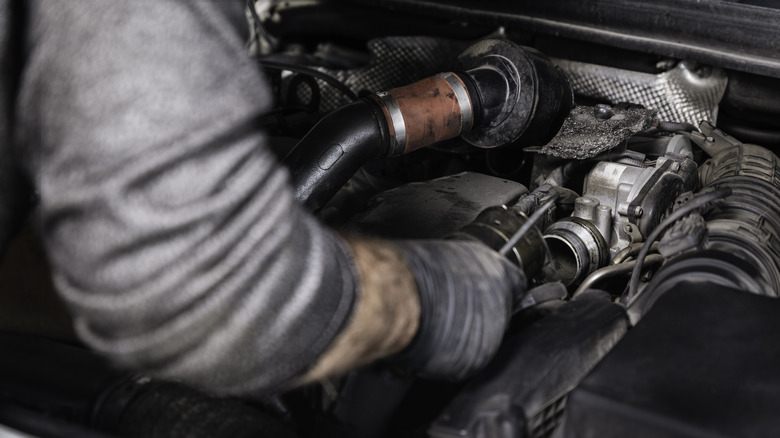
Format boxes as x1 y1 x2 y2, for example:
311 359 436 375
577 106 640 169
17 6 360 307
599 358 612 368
284 39 572 212
630 122 780 321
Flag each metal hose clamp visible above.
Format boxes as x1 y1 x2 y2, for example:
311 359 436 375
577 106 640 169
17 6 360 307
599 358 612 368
437 72 474 133
375 91 407 155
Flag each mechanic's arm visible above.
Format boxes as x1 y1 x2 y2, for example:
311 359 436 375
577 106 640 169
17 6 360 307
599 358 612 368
16 1 519 394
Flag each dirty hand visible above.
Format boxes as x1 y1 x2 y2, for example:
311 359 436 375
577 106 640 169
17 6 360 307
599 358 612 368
393 240 526 380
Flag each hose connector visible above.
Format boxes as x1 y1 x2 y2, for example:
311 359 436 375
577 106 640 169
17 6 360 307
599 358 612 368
370 39 573 153
372 72 474 155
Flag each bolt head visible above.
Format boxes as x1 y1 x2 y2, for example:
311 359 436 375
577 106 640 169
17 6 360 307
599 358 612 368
594 104 614 120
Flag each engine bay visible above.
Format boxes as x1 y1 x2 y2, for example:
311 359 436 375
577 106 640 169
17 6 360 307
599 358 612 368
256 1 780 436
3 1 780 437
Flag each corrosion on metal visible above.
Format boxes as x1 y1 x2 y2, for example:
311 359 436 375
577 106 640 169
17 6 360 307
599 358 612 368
386 75 466 154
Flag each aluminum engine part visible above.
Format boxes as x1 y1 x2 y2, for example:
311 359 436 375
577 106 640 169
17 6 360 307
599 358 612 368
540 105 656 159
541 196 613 286
554 59 728 126
543 217 609 286
581 135 698 256
572 197 612 244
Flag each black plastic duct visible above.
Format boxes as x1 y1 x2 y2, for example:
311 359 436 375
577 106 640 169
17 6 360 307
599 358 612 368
698 142 780 291
430 291 628 438
630 124 780 319
559 284 780 438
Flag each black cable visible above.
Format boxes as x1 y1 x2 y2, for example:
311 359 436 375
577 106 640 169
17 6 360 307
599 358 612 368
611 242 659 264
656 121 699 133
499 196 557 256
621 187 732 305
258 60 359 102
246 0 278 52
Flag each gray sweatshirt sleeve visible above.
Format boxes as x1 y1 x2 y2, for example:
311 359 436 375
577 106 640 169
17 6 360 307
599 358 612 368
14 1 357 394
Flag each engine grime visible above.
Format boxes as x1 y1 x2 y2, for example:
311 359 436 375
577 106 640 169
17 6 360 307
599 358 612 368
540 105 656 160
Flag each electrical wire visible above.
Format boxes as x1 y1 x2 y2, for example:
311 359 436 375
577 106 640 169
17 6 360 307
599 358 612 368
258 60 359 102
246 0 278 52
611 242 660 264
621 187 732 305
656 120 699 133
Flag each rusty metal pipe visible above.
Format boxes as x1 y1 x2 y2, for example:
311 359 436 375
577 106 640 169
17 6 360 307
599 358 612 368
373 72 474 155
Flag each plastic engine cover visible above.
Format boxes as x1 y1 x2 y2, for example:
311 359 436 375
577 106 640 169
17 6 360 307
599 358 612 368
346 172 529 238
556 284 780 438
430 291 628 438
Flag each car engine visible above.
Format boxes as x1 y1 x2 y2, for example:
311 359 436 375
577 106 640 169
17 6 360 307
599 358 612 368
2 1 780 437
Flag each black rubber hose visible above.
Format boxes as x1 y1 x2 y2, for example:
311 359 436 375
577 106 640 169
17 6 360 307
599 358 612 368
656 121 698 133
258 60 359 102
282 100 391 212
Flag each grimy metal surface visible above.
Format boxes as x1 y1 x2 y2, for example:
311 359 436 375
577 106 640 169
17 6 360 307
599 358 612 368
555 59 728 126
384 75 467 153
